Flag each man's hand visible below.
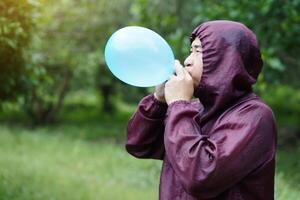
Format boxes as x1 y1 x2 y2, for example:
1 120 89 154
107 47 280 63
165 60 194 105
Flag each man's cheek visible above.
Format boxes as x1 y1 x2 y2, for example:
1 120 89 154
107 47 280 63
186 68 193 76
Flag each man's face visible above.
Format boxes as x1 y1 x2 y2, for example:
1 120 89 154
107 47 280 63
184 37 203 88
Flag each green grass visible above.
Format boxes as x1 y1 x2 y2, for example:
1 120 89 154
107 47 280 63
0 124 161 200
0 123 299 200
275 144 300 200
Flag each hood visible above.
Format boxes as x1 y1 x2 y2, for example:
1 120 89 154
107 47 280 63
190 20 263 123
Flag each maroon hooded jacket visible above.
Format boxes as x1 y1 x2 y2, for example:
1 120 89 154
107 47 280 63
126 20 277 200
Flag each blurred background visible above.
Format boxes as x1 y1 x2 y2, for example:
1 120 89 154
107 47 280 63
0 0 299 199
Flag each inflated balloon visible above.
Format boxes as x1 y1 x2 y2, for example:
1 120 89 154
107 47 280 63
104 26 174 87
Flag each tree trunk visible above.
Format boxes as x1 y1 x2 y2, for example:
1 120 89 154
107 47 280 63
24 67 71 125
46 68 71 123
101 85 115 113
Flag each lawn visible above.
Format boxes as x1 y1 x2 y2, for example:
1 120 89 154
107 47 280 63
0 124 161 200
0 123 299 200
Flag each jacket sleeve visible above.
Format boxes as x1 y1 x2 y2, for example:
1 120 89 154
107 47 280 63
164 100 276 198
126 94 168 160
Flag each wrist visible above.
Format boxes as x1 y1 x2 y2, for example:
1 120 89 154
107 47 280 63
166 97 191 105
154 92 166 103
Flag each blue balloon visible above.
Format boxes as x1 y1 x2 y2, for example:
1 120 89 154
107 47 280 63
104 26 174 87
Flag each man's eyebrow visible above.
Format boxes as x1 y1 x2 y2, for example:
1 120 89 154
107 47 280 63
191 45 202 49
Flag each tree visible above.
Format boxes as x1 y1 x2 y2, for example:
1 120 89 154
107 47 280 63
193 0 300 87
20 0 134 123
0 0 34 101
130 0 200 61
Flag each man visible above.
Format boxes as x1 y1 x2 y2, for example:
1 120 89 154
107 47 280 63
126 20 277 200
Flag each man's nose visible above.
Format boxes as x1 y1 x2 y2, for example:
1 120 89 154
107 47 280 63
184 56 192 67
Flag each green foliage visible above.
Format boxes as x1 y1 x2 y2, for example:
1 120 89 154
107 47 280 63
261 84 300 147
130 0 199 60
193 0 300 86
19 0 134 123
0 0 35 100
263 85 300 125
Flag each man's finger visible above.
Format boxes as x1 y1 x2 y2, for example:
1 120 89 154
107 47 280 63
166 74 176 83
169 74 177 80
174 60 185 78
